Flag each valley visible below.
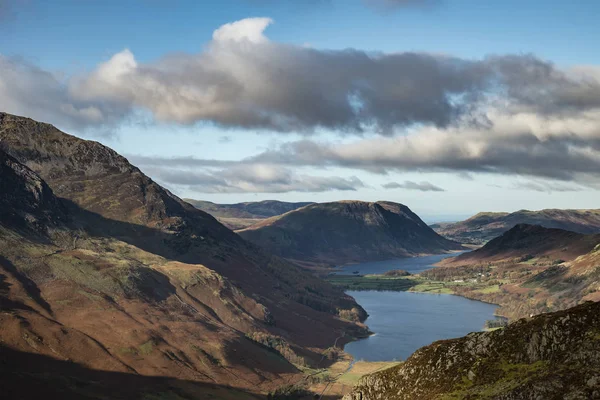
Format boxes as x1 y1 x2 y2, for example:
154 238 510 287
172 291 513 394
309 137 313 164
3 2 600 398
2 113 599 398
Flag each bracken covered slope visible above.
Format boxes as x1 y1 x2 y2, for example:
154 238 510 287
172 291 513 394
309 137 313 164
426 224 600 320
0 112 368 397
447 224 600 265
238 201 463 265
432 209 600 244
344 301 600 400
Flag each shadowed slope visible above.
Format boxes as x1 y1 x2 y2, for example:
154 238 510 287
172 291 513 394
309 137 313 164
0 113 368 396
238 200 463 265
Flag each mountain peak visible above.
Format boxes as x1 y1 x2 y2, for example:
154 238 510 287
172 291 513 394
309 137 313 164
238 200 462 265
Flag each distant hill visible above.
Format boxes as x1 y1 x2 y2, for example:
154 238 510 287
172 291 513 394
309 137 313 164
431 224 600 320
432 209 600 244
447 223 600 265
0 112 367 397
184 199 314 230
238 200 463 266
343 300 600 400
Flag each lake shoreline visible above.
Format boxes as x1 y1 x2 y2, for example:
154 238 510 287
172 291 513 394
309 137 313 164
341 289 499 363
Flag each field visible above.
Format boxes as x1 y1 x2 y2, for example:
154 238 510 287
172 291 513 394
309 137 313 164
325 275 419 291
325 274 483 295
305 352 401 398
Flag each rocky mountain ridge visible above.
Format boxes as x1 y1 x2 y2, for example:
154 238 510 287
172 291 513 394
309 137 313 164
432 209 600 244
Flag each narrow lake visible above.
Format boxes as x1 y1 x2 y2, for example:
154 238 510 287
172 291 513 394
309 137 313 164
333 251 468 275
345 291 498 362
340 251 497 362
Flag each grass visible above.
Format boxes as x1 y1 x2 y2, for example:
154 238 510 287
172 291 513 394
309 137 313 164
326 274 468 295
325 275 419 291
139 340 155 356
336 361 401 385
475 285 501 294
306 356 401 398
409 282 455 294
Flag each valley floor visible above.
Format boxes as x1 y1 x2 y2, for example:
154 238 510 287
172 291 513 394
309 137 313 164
302 352 401 399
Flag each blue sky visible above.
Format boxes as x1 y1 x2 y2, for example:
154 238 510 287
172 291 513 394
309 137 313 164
2 0 600 221
5 0 600 67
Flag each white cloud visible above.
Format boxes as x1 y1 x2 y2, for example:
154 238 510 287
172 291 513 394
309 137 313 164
382 181 445 191
139 162 366 193
5 17 600 135
212 17 273 43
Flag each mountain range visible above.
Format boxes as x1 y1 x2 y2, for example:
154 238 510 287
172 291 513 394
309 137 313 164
432 209 600 244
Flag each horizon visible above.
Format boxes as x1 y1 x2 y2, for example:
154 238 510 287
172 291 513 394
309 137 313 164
2 0 600 219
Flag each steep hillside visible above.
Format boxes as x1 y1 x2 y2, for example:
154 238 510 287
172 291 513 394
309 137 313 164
424 224 600 319
448 224 600 265
0 149 67 232
344 301 600 400
433 209 600 244
0 112 368 397
238 201 463 266
185 199 314 230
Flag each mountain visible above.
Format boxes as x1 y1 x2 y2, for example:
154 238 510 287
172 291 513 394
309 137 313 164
448 223 600 265
432 209 600 244
343 300 600 400
0 112 368 397
237 201 463 266
184 199 314 230
426 224 600 320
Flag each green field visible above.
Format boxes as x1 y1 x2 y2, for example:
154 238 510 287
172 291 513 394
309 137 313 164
326 274 484 295
325 275 419 291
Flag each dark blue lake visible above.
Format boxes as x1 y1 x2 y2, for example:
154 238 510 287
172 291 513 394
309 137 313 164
333 251 468 275
344 290 498 362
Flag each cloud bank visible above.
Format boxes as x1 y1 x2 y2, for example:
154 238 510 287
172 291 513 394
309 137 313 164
130 156 365 193
2 17 600 192
382 181 445 191
3 17 600 135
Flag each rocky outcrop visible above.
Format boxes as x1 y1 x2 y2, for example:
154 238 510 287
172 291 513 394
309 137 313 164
344 301 600 399
0 148 66 232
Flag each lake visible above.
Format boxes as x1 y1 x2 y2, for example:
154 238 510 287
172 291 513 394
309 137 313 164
333 251 468 275
344 291 498 362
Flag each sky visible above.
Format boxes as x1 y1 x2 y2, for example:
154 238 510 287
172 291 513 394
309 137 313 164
2 0 600 222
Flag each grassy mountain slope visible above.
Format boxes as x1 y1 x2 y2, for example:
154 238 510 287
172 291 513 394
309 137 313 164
344 301 600 400
0 112 368 397
425 224 600 320
432 209 600 244
238 201 463 266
